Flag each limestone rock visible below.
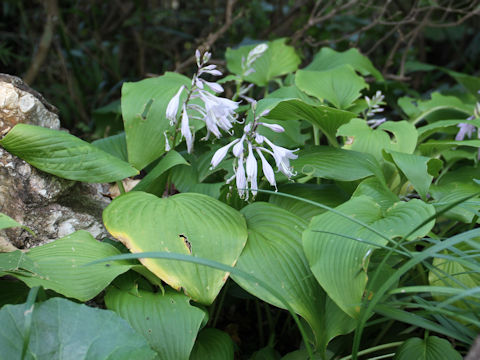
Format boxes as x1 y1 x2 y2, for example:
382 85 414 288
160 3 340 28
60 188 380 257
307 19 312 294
0 74 111 250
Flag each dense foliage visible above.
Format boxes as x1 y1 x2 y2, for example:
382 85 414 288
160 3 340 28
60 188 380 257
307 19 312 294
1 37 480 359
1 1 480 359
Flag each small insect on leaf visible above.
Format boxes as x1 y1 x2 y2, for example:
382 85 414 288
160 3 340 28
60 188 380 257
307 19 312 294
178 234 192 254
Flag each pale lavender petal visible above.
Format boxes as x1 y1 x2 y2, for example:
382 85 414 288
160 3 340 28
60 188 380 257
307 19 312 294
456 123 476 141
181 105 194 153
256 148 276 188
201 79 224 93
236 156 247 199
259 122 285 133
232 135 245 157
210 139 240 168
166 85 184 124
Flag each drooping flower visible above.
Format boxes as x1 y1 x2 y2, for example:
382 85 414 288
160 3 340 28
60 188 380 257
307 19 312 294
166 85 185 125
180 105 193 153
262 137 298 178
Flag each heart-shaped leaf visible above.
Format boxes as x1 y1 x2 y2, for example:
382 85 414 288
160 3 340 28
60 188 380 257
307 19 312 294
305 47 383 81
0 231 133 301
122 72 191 170
105 287 206 360
296 66 368 109
103 191 248 305
303 196 435 317
0 297 156 360
0 124 139 182
394 335 461 360
232 203 355 351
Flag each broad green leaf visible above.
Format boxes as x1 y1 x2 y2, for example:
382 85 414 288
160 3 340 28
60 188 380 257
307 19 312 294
122 72 190 170
92 132 128 162
398 93 472 124
352 177 399 211
384 150 442 200
233 203 355 351
190 328 235 360
250 346 281 360
0 231 133 301
269 183 349 220
133 150 189 194
265 99 357 145
394 336 461 360
103 191 248 305
170 164 224 198
0 213 22 230
296 67 368 109
306 47 383 81
337 119 417 161
105 287 205 360
430 181 480 223
225 38 301 86
419 139 480 157
0 124 139 182
292 146 385 183
429 255 480 303
0 297 156 360
303 196 435 317
444 70 480 98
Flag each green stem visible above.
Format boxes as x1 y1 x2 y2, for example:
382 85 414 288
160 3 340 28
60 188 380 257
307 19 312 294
313 125 320 146
211 281 229 328
338 341 402 360
116 180 126 195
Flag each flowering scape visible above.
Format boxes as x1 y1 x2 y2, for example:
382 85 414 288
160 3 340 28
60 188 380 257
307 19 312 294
165 45 298 199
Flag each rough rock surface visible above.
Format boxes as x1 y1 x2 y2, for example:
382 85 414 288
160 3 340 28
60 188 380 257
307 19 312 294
0 74 110 251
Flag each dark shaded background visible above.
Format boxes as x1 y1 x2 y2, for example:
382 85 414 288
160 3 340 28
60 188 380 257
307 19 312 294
1 0 479 135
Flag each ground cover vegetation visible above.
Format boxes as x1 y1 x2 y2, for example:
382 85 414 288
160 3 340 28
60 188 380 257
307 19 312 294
1 1 480 359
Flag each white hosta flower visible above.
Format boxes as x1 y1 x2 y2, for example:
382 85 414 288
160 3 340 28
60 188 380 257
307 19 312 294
199 90 239 138
235 155 247 199
245 44 268 69
256 148 276 188
199 79 224 93
259 122 284 133
246 143 258 196
367 118 387 129
263 137 298 178
166 85 185 125
181 105 194 153
164 131 171 151
232 134 245 157
210 138 240 168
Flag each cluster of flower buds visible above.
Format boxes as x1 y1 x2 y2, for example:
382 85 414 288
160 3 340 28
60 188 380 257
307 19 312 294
210 107 298 200
241 43 268 77
165 50 240 153
364 90 387 128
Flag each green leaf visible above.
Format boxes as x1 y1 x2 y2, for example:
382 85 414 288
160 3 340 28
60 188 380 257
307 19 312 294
0 231 133 301
103 191 248 305
265 99 357 145
92 132 128 162
430 180 480 223
352 178 399 211
0 213 23 231
232 203 355 351
105 287 206 360
398 93 473 124
269 183 349 220
292 146 385 183
225 38 301 86
383 150 442 200
0 297 156 360
190 328 235 360
337 119 418 161
122 72 191 169
303 196 435 317
0 124 138 182
296 66 368 109
133 150 189 194
306 47 384 81
394 336 461 360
